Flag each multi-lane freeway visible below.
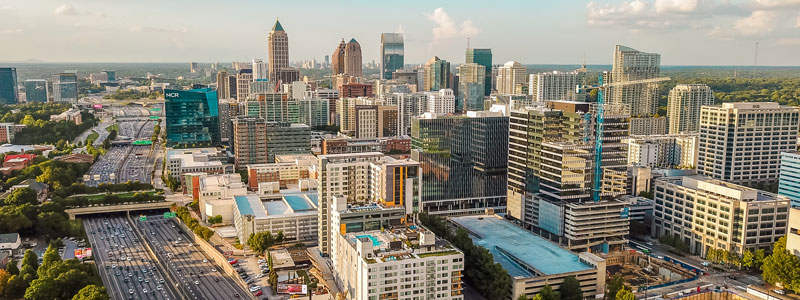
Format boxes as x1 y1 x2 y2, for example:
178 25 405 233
85 119 156 186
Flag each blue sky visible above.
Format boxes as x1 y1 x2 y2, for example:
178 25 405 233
1 0 799 65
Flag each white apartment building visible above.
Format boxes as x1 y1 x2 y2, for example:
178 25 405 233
624 134 699 168
383 93 426 136
697 102 800 185
166 148 234 181
232 194 318 242
668 84 714 134
236 70 253 101
653 175 791 256
425 89 455 114
529 70 581 102
629 116 667 135
496 61 527 95
252 59 268 81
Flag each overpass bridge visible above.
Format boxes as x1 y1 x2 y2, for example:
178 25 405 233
65 201 173 220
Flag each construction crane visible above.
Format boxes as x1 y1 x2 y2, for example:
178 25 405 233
578 75 671 201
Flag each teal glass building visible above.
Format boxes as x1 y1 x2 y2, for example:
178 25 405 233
0 67 19 104
380 33 404 80
165 88 220 146
465 48 492 96
24 80 48 102
779 151 800 207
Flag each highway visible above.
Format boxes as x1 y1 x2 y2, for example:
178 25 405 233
84 216 181 300
134 215 250 300
86 119 156 186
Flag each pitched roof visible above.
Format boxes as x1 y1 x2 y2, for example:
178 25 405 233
0 233 19 244
4 154 35 163
272 19 284 32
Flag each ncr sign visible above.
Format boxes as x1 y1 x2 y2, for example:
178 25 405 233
165 92 180 98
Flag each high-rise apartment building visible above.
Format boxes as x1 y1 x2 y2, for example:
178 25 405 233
232 117 268 168
422 56 450 92
189 62 198 73
298 98 330 127
697 102 799 186
215 71 232 100
266 122 311 162
252 59 268 81
629 116 667 135
623 134 698 168
52 71 78 103
382 93 427 136
251 92 300 123
353 105 398 139
667 84 714 134
267 19 289 81
411 111 508 215
425 89 455 114
457 63 486 112
24 79 48 103
339 83 373 98
609 45 661 116
779 152 800 207
164 88 220 147
529 71 581 102
236 69 253 101
218 99 239 143
496 61 527 95
0 68 18 104
380 33 404 80
465 48 492 96
653 175 791 255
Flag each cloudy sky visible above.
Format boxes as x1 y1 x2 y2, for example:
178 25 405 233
1 0 799 65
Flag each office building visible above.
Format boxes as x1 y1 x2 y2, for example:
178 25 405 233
624 134 699 169
232 117 268 168
218 99 239 143
266 122 311 162
380 33 404 80
24 79 48 103
188 173 247 223
653 175 791 255
422 56 450 92
165 88 221 146
529 71 582 102
779 152 800 207
667 84 714 134
339 83 373 98
298 98 330 127
457 63 486 112
215 71 232 100
496 61 527 95
337 97 374 134
268 19 289 81
166 148 233 181
236 69 253 101
630 116 667 135
251 92 300 123
273 68 300 84
465 48 492 96
609 45 661 116
451 215 606 299
344 39 362 78
383 93 426 136
425 89 455 114
233 194 318 243
190 62 198 73
697 102 799 186
321 136 411 155
332 39 346 76
0 68 18 105
354 105 398 139
252 59 268 80
52 71 78 103
411 111 508 215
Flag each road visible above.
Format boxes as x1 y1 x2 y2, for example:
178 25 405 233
85 119 156 186
135 215 251 300
84 216 181 300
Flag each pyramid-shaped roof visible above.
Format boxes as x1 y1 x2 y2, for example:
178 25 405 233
272 19 284 32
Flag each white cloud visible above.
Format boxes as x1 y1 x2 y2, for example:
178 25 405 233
0 28 22 34
130 25 188 34
54 4 80 16
733 10 776 35
796 15 800 28
654 0 699 13
754 0 800 8
424 8 478 43
775 38 800 45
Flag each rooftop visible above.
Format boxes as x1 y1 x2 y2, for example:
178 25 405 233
451 215 592 277
0 232 19 244
234 193 318 219
666 175 788 202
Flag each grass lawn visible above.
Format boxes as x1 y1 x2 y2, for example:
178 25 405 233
86 132 99 142
106 124 119 133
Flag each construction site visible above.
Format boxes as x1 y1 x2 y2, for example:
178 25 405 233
604 251 698 291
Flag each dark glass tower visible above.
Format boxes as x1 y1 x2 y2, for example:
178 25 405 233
380 33 404 80
165 88 220 147
24 80 48 102
465 48 492 96
0 68 19 104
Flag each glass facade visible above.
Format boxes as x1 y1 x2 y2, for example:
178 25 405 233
411 114 509 214
0 68 19 104
266 122 311 162
779 152 800 207
24 80 48 103
54 72 78 102
465 49 492 96
165 88 220 147
380 33 404 80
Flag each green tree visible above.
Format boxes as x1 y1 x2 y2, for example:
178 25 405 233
755 249 766 269
36 211 69 238
616 288 636 300
0 269 10 296
20 249 39 278
37 245 62 277
21 115 35 126
5 258 19 276
762 236 800 291
706 248 718 263
742 250 755 269
247 232 276 255
560 276 583 300
71 284 109 300
538 285 559 300
606 274 624 300
4 187 38 206
3 274 28 299
518 295 529 300
267 250 278 293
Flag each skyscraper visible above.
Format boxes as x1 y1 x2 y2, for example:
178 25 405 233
331 39 346 76
215 71 231 100
190 62 198 73
267 19 289 82
411 111 509 215
465 48 492 96
457 63 486 112
609 45 661 116
380 33 404 80
667 84 714 134
252 59 268 80
496 61 527 95
698 102 799 186
164 88 221 147
236 69 253 101
24 79 48 103
52 71 78 103
529 71 582 102
232 117 268 168
344 39 362 78
218 99 239 143
422 56 450 92
0 68 19 104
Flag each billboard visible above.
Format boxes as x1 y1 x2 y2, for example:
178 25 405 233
277 284 307 295
93 104 103 109
74 248 93 259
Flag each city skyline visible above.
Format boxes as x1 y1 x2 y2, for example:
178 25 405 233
0 0 799 65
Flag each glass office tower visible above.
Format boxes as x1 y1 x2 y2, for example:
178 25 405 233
0 68 19 104
465 48 492 96
380 33 404 80
24 80 48 102
53 72 78 102
165 88 220 147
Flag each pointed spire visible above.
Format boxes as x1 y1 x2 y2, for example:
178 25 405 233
272 18 284 32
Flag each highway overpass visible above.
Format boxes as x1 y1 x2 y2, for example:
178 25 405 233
65 201 173 220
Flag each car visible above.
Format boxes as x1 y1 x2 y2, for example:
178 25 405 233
229 260 238 264
262 269 269 274
774 290 786 295
105 265 111 270
128 289 134 294
727 275 736 280
255 274 264 279
646 241 654 246
157 285 163 291
142 288 148 293
194 281 200 285
138 277 143 282
214 278 220 282
254 291 263 296
234 294 240 298
258 259 266 263
202 259 208 263
249 286 260 292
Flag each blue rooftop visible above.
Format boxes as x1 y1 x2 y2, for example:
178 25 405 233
234 195 254 215
283 194 313 211
265 200 289 216
451 215 592 277
307 194 318 206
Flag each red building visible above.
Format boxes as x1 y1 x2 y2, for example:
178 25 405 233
339 83 373 98
1 154 36 175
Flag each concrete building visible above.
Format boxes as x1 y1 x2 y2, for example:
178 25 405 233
321 136 411 155
49 108 82 125
609 45 661 116
298 98 330 127
0 123 25 144
380 33 404 80
232 117 268 168
354 105 398 139
218 99 239 143
779 152 800 207
623 134 698 169
451 215 606 299
166 148 234 181
215 71 232 100
425 89 455 114
786 208 800 256
668 84 714 134
382 93 426 136
422 56 450 92
653 175 791 255
529 71 582 102
246 161 313 191
0 233 21 250
266 122 310 162
496 61 527 95
457 63 486 112
344 39 362 78
337 97 373 134
339 83 373 99
252 58 268 81
629 116 667 135
188 173 247 223
233 194 318 242
267 19 289 81
236 69 253 101
697 102 799 186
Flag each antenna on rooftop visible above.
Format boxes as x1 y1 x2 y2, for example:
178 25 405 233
753 41 759 78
